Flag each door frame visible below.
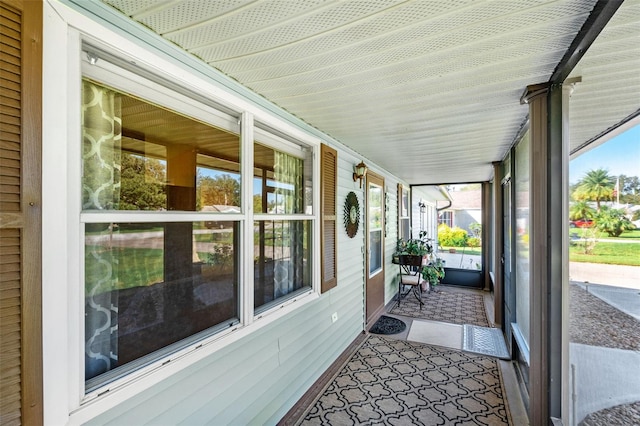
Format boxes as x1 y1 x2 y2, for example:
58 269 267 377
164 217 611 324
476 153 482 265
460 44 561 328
365 172 385 323
501 173 515 356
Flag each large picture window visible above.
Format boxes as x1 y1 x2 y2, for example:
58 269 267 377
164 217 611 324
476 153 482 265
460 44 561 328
80 52 317 393
81 76 242 389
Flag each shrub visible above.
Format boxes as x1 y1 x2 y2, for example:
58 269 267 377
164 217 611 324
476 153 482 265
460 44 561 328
467 237 481 248
438 223 468 247
595 206 635 237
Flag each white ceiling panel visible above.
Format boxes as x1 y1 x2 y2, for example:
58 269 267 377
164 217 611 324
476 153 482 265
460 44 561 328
568 1 640 155
101 0 639 184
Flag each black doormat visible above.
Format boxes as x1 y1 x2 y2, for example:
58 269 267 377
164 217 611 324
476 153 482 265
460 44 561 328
369 315 407 335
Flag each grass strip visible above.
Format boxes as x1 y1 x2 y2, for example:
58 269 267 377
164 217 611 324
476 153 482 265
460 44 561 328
570 241 640 266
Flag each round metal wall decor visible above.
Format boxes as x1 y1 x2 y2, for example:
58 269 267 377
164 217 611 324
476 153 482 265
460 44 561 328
343 191 360 238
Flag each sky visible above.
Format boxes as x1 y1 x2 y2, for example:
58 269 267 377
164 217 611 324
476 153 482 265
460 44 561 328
570 124 640 185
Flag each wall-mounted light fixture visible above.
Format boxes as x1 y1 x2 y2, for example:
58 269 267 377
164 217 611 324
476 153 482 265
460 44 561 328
352 161 368 188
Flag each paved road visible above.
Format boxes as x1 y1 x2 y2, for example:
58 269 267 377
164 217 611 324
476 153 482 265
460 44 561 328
570 343 640 425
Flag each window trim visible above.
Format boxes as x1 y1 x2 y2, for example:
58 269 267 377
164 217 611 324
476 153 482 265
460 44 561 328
81 50 240 135
254 126 309 159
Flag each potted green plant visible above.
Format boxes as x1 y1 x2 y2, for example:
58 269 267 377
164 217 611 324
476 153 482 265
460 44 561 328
393 231 438 291
393 230 433 259
421 257 445 290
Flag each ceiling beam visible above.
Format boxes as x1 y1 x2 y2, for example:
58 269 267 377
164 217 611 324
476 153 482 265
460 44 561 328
549 0 623 84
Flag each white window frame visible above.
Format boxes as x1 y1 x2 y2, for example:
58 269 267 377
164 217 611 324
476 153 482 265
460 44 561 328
80 58 247 397
398 185 410 241
439 210 453 228
43 6 321 422
252 126 316 316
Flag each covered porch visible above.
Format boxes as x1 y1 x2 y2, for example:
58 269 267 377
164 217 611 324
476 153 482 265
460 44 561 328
2 1 639 425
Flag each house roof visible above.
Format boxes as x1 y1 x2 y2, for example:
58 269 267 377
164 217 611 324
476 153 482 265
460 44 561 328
82 0 639 184
448 190 483 210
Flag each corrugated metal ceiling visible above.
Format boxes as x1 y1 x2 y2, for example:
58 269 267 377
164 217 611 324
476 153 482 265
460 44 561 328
100 0 640 184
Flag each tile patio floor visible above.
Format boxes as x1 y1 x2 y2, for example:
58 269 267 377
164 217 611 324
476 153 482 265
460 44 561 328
280 285 529 425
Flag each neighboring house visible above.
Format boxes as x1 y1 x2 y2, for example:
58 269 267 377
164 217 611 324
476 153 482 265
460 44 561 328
438 190 482 235
201 205 240 229
410 185 453 248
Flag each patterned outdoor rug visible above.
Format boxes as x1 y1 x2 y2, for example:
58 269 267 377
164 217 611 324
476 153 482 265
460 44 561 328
389 286 490 327
295 335 512 425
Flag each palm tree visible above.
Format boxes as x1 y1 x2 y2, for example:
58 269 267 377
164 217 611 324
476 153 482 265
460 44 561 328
575 168 614 210
569 200 595 222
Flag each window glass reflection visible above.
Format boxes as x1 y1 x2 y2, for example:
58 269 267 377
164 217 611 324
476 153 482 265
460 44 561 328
253 220 312 311
515 132 531 345
81 79 241 212
84 222 239 389
253 142 312 215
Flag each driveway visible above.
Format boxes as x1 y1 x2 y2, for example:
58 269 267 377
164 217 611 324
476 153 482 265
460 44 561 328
570 262 640 290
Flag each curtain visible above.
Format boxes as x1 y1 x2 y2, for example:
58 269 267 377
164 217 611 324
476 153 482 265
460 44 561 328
82 80 122 380
273 152 304 298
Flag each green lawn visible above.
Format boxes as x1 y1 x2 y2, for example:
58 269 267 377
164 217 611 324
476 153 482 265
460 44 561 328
439 246 482 256
570 241 640 266
569 228 640 240
85 246 164 292
595 229 640 240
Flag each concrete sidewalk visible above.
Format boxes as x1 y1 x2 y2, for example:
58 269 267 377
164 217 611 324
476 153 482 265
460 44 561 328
569 262 640 425
570 262 640 290
570 343 640 425
575 283 640 321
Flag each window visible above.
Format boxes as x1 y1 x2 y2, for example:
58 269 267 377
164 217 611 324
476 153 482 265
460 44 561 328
252 131 313 311
79 48 317 394
81 77 242 390
438 210 453 227
368 182 383 275
81 79 241 213
398 184 410 242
